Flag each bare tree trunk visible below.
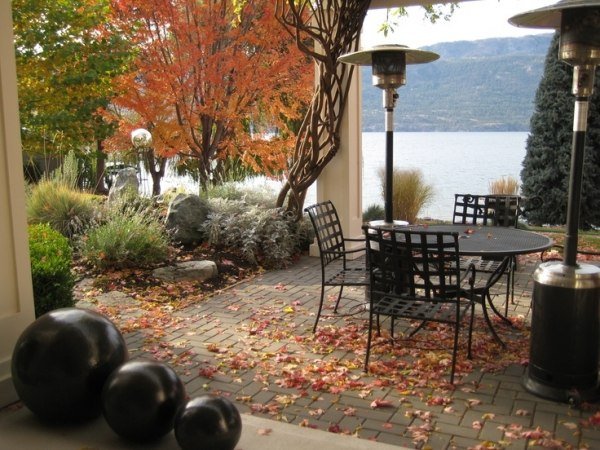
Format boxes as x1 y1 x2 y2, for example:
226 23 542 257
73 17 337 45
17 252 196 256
275 0 370 220
143 148 167 197
94 140 109 195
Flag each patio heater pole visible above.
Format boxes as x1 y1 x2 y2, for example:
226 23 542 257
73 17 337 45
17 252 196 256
384 87 397 224
338 45 439 225
510 0 600 404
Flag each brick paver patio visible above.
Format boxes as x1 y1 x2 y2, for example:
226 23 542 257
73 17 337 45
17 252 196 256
85 253 600 449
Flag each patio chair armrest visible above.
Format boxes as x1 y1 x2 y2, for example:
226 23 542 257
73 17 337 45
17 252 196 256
459 262 477 288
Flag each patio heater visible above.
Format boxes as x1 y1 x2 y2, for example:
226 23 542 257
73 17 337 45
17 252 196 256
510 0 600 403
338 45 439 225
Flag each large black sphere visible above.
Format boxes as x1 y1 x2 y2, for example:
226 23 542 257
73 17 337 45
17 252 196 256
11 307 128 423
101 360 185 442
175 395 242 450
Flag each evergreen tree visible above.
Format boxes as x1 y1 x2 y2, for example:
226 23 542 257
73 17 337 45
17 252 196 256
521 33 600 228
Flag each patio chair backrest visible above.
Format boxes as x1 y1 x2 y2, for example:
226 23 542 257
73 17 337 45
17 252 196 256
453 194 521 228
304 201 346 265
364 227 461 301
486 195 520 227
453 194 490 225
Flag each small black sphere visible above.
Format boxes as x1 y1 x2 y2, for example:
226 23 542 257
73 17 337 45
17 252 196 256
175 395 242 450
101 360 186 442
11 308 128 423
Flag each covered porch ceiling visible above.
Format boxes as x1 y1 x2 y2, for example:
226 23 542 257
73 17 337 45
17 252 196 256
369 0 477 9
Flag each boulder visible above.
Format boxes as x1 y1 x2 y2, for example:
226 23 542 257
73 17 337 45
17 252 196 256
152 260 218 283
108 168 139 203
165 194 209 245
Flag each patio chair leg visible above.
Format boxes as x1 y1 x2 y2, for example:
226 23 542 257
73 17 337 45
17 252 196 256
313 287 327 333
450 322 460 384
481 295 506 347
487 292 512 326
333 285 344 313
365 310 375 372
408 320 428 338
468 302 475 359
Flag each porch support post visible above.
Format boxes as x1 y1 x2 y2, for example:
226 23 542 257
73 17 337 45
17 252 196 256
310 66 364 256
0 1 36 408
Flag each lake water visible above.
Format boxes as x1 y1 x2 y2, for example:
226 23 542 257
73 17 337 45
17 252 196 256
359 132 528 221
157 132 529 222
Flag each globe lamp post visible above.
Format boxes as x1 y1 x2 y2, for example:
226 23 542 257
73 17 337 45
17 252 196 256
510 0 600 404
338 45 439 225
131 128 152 150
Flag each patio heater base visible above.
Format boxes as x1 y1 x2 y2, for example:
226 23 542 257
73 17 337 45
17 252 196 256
523 262 600 404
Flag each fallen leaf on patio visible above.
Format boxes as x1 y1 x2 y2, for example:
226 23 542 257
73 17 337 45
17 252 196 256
469 442 502 450
370 398 394 409
274 283 287 291
482 413 495 420
515 409 530 416
443 406 455 414
283 305 295 314
473 421 483 430
561 421 578 430
299 419 318 428
382 422 393 429
521 426 550 440
467 398 482 407
581 411 600 427
328 424 342 433
343 407 357 416
427 396 452 406
257 428 272 436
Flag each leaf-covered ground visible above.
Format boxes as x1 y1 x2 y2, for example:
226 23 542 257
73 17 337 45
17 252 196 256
74 245 600 449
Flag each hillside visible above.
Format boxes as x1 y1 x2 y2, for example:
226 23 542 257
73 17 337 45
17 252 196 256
361 33 554 132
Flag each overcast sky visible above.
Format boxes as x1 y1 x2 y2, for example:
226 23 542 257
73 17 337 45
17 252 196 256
362 0 558 48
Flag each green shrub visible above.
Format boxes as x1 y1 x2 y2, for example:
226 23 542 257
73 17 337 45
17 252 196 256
51 150 80 188
379 168 435 224
28 223 75 317
204 181 278 207
202 203 302 268
27 179 97 238
363 204 384 222
79 204 169 270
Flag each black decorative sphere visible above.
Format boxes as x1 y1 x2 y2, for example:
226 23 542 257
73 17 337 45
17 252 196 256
101 360 185 442
175 395 242 450
11 307 128 423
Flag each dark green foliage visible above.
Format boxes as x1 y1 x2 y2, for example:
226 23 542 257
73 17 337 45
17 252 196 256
79 202 169 270
28 223 75 317
521 33 600 228
363 204 384 222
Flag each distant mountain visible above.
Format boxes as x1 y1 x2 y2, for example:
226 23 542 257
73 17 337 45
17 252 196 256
361 33 554 132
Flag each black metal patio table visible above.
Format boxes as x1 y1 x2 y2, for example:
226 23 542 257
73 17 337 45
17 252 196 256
423 224 553 258
369 223 553 345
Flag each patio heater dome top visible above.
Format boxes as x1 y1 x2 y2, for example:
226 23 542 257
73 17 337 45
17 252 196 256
338 44 439 66
508 0 600 29
339 44 439 90
509 0 600 67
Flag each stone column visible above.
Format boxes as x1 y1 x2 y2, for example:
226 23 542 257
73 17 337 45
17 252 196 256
0 2 36 408
310 67 364 256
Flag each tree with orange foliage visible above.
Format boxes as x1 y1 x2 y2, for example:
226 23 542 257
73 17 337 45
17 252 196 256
103 0 312 192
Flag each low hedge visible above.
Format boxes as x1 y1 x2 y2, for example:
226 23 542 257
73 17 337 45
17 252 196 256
28 223 75 317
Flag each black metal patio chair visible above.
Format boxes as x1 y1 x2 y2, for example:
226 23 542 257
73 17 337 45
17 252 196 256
453 194 521 316
362 226 476 384
304 201 369 333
